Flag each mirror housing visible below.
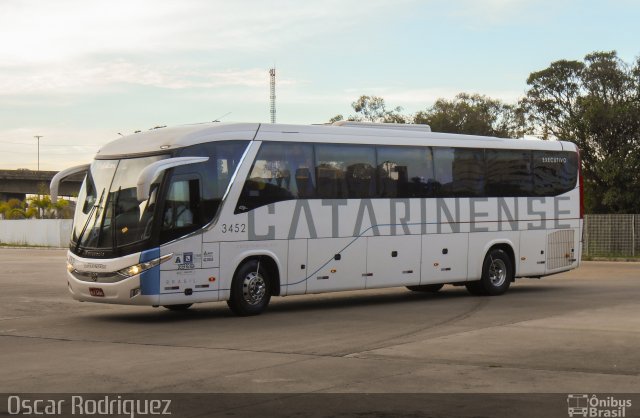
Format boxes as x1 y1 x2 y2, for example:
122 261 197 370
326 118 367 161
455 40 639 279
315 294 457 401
50 164 90 203
136 156 209 201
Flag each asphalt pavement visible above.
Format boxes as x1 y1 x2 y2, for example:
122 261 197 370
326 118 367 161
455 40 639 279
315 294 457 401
0 248 638 394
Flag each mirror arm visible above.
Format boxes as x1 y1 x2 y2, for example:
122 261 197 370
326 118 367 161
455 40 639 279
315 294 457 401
50 164 90 203
136 157 209 201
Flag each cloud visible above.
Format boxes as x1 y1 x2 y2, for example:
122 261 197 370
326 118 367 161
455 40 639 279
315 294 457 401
0 0 405 66
0 1 178 66
0 126 112 170
0 61 297 95
0 0 398 95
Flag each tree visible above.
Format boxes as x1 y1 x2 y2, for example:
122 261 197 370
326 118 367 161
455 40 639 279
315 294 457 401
27 194 72 219
413 93 526 138
330 95 406 123
328 114 344 123
0 198 36 220
0 190 73 220
522 51 640 213
21 184 73 219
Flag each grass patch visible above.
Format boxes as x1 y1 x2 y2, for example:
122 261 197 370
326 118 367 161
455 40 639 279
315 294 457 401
0 242 53 248
582 255 640 262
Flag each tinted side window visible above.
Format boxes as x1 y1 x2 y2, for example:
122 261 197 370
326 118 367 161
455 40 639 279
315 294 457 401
533 151 578 196
377 146 436 198
486 149 533 197
236 142 315 212
433 148 485 197
175 140 248 220
315 144 376 199
160 176 202 243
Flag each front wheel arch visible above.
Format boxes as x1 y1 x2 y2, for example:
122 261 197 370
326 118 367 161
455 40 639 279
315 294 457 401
229 252 281 296
227 258 274 316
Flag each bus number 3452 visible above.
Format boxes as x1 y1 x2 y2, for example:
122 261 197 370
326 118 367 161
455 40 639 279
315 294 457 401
221 223 246 234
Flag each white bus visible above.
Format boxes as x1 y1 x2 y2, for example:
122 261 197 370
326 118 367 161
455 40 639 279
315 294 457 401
51 122 583 315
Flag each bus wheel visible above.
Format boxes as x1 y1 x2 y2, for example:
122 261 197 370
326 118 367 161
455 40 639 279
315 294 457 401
163 304 192 311
227 259 272 316
466 248 512 296
406 284 444 293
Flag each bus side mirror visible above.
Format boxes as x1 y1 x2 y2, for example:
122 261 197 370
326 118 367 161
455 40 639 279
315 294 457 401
136 156 209 201
50 164 90 203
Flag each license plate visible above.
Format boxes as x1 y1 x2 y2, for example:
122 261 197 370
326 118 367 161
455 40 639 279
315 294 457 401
89 288 105 297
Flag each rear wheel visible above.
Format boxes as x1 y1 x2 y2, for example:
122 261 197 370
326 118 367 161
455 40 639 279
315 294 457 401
163 304 192 311
465 248 512 296
406 283 444 293
227 259 272 316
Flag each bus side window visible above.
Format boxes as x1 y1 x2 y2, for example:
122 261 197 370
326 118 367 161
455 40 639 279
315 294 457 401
173 140 246 214
236 142 315 212
162 178 200 231
452 148 485 197
315 144 376 199
486 149 532 197
377 146 436 198
346 163 376 198
533 151 578 196
433 147 455 196
434 147 485 197
295 167 314 198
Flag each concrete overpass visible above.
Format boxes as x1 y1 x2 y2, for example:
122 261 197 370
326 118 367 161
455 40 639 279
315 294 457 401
0 169 83 201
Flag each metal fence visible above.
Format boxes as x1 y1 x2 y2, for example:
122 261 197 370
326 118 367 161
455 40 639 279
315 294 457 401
583 214 639 258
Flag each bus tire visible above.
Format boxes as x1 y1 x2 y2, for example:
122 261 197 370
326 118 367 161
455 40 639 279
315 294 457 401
466 248 512 296
227 259 272 316
406 284 444 293
163 304 192 311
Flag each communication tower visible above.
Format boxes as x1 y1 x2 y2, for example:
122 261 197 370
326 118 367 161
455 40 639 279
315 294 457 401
269 68 276 123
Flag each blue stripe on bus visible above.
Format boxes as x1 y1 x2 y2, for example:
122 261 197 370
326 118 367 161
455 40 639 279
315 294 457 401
140 247 160 295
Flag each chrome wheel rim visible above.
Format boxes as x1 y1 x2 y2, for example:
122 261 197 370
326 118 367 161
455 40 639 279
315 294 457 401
242 272 266 305
488 258 507 287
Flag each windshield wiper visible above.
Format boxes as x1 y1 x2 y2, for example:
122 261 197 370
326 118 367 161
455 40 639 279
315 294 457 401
74 188 105 253
111 186 122 252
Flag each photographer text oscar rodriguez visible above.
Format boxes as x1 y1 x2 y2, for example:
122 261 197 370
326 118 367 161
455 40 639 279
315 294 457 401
7 395 172 417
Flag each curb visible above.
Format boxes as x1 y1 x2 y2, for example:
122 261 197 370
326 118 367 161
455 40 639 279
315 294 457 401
0 246 66 250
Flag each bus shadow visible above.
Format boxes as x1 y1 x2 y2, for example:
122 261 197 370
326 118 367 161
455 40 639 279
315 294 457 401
267 283 566 314
88 305 235 324
89 283 563 323
267 288 467 314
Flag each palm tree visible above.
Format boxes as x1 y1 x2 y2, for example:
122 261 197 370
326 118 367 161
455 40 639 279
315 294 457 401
0 198 36 219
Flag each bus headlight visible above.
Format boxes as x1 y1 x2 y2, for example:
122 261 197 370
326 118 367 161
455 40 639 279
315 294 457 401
117 253 173 278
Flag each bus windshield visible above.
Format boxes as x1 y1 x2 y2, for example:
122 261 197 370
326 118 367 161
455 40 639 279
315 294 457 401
71 155 168 253
71 140 250 257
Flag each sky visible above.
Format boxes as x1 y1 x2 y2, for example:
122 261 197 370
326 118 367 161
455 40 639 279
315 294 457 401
1 0 639 170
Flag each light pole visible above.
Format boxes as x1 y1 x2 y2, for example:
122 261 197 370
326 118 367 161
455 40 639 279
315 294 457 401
34 135 43 173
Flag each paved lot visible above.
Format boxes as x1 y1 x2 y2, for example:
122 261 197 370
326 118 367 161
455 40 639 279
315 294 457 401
0 248 639 393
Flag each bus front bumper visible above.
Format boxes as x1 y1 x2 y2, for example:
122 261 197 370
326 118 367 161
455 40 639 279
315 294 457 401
66 272 160 306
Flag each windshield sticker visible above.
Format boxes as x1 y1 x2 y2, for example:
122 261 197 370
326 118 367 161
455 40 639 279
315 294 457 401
98 162 117 170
